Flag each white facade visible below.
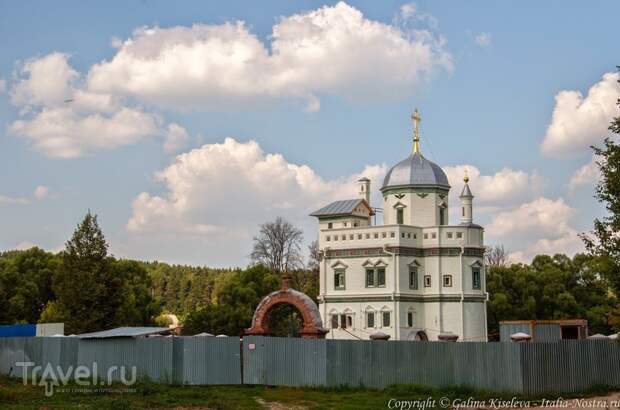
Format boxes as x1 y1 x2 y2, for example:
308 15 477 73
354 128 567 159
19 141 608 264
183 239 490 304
311 112 488 341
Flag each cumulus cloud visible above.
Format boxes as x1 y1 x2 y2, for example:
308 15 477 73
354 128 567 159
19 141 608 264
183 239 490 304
541 72 620 158
443 164 542 211
474 32 491 47
87 2 452 111
126 137 386 264
485 197 584 263
8 53 165 158
568 155 600 191
163 123 190 154
34 185 49 200
0 78 6 93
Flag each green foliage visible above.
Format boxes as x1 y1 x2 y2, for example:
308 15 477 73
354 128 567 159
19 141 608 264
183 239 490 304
183 265 280 336
40 212 159 334
487 253 619 335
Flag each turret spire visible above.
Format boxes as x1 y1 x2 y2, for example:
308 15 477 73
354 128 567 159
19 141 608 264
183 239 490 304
412 108 421 154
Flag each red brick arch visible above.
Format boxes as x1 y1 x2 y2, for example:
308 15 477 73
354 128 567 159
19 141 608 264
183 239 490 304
245 276 328 339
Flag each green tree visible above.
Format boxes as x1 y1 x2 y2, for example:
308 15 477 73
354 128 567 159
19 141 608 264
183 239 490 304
582 67 620 294
183 265 280 336
41 212 159 334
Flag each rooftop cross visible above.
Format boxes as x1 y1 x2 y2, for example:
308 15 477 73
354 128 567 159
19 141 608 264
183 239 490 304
412 108 421 154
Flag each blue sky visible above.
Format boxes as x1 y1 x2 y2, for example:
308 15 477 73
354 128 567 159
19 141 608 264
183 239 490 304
0 1 618 266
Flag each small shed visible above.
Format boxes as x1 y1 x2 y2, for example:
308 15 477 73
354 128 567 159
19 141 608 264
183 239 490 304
499 320 588 342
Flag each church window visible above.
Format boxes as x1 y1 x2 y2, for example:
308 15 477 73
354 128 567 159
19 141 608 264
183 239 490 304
431 232 437 239
358 234 362 240
343 222 348 227
409 267 418 289
424 275 431 287
334 269 346 290
382 312 391 327
397 208 404 224
354 222 358 227
407 312 414 327
334 236 338 241
365 269 374 287
439 207 446 225
472 267 481 290
367 312 375 328
331 315 338 329
462 207 465 217
366 233 371 239
347 316 353 328
341 235 346 240
413 234 417 239
443 275 452 287
326 235 330 241
340 314 347 328
365 267 386 287
424 233 428 239
374 233 379 239
382 232 386 238
447 232 453 239
328 222 333 229
390 232 395 238
401 232 405 238
349 234 354 240
456 232 463 239
377 268 386 286
408 233 412 238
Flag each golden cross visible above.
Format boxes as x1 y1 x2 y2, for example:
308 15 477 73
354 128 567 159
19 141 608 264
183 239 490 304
411 108 421 154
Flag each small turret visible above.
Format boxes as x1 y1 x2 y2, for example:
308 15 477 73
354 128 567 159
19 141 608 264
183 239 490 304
460 172 473 224
358 177 370 203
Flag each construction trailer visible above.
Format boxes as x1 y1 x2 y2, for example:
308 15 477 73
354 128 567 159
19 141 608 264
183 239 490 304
499 319 588 342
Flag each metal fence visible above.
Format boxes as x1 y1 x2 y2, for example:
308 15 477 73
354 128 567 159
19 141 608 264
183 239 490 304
0 336 618 394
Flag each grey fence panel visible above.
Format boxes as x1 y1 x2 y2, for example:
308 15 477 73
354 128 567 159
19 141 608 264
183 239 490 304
77 338 174 383
0 338 26 377
178 337 241 385
453 342 522 393
243 336 326 386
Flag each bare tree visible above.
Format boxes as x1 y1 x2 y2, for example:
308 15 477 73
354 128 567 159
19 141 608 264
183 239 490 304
251 217 304 273
307 240 320 273
485 244 509 268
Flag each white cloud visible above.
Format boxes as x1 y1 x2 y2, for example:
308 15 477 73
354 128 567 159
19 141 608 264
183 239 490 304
541 72 620 158
87 2 452 110
443 165 542 210
0 195 30 205
474 32 491 47
163 123 189 154
0 78 6 93
127 137 386 264
8 53 169 158
34 185 49 200
9 106 162 158
485 197 584 263
568 155 600 191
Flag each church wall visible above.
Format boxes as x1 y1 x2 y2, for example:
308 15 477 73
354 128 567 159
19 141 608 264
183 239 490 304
464 302 488 342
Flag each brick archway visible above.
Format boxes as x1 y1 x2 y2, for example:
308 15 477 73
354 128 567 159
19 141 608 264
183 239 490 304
245 275 328 339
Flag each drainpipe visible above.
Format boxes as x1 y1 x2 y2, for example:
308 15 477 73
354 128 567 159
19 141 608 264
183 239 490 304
322 247 329 330
459 243 465 342
383 244 398 340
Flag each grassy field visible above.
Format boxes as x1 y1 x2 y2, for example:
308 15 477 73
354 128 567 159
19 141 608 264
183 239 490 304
0 376 616 409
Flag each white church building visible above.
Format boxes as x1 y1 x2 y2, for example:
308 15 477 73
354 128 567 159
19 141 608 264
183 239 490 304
311 110 488 341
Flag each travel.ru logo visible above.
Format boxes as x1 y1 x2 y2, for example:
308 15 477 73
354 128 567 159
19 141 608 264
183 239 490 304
15 361 137 396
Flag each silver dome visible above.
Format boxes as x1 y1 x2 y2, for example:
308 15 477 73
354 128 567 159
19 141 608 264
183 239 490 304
381 152 450 191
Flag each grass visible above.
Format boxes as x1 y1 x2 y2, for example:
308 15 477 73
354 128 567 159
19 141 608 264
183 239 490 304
0 376 617 409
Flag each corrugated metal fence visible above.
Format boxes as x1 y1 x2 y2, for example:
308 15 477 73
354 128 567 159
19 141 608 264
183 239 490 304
1 336 618 394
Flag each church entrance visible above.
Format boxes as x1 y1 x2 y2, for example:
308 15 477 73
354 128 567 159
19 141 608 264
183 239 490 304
245 275 328 339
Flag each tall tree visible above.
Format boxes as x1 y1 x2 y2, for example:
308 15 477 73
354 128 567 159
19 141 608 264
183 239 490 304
582 67 620 294
251 217 304 273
